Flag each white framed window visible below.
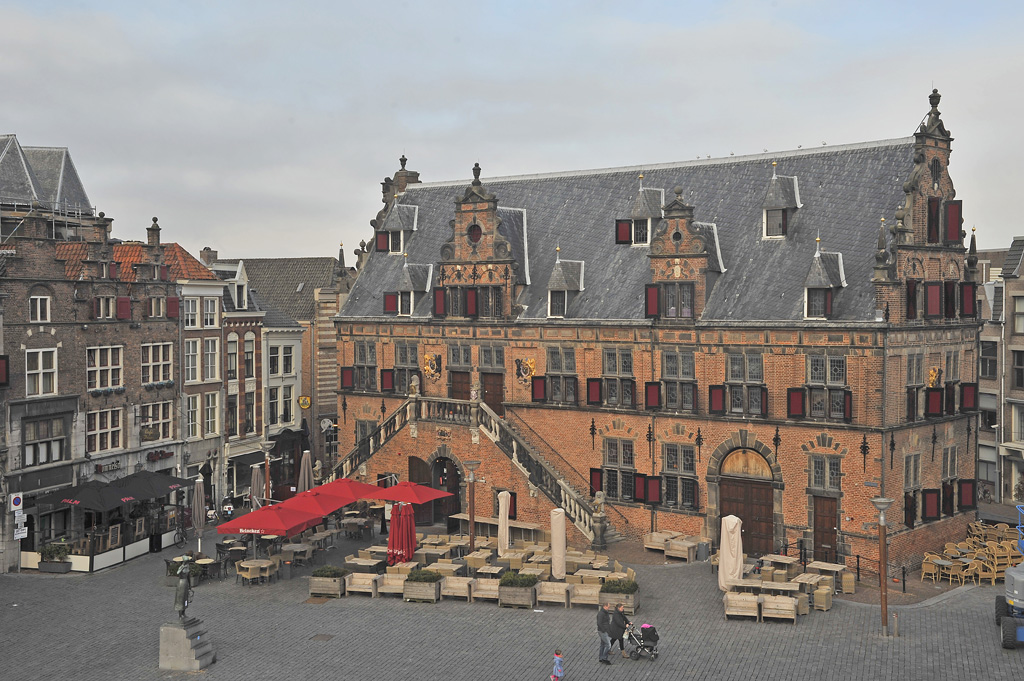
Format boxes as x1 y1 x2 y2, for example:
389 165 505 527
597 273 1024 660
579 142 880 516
283 346 293 374
549 290 567 318
764 208 787 238
141 343 173 383
183 298 199 328
268 387 279 425
184 339 199 383
204 392 219 436
86 346 123 389
30 295 50 323
1014 405 1024 443
203 298 219 328
149 296 166 318
226 336 238 380
23 417 66 467
203 338 219 381
86 408 123 453
269 346 280 376
904 453 921 489
186 394 200 439
244 335 255 378
235 284 247 310
283 386 293 423
942 445 958 480
806 288 830 318
140 401 172 440
96 296 116 319
26 349 57 396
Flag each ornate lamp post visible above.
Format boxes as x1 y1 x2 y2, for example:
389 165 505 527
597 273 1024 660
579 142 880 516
465 460 481 552
871 497 893 637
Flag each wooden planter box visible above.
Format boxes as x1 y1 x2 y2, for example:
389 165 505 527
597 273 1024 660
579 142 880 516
309 576 345 598
599 591 639 615
498 585 536 609
403 580 441 603
38 561 72 574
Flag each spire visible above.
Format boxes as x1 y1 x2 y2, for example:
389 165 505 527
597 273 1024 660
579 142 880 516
966 226 979 279
814 231 821 257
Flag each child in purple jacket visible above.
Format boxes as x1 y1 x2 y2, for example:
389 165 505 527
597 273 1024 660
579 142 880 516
551 649 564 680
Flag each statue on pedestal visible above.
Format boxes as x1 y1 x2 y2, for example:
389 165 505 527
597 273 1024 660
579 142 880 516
173 552 194 619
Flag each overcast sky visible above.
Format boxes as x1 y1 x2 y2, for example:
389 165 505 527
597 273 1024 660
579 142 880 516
3 1 1022 261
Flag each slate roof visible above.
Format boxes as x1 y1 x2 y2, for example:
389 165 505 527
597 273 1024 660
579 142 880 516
549 259 584 291
216 257 339 321
1003 238 1024 278
0 135 93 214
250 290 301 329
340 138 916 322
762 175 801 209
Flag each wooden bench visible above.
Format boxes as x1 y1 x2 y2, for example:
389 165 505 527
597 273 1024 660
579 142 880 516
536 581 571 609
760 595 797 624
723 592 760 621
440 576 474 601
642 531 681 552
569 583 601 608
377 573 406 597
344 572 379 598
470 578 500 603
665 538 697 562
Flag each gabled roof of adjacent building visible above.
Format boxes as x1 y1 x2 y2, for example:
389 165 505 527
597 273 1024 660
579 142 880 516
215 257 339 321
340 138 916 322
0 135 93 214
1003 238 1024 278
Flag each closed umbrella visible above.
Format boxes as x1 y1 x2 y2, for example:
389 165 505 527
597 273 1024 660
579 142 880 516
296 450 314 494
718 514 744 592
386 503 416 565
192 479 206 555
550 508 566 580
497 490 511 558
250 467 264 509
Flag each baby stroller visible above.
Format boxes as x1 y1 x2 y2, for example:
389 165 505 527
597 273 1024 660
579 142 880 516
626 623 659 660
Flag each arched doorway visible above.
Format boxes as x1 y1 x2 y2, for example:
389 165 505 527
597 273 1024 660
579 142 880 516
718 449 774 556
407 449 462 526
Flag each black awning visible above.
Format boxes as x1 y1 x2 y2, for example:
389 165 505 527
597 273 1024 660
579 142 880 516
230 451 268 468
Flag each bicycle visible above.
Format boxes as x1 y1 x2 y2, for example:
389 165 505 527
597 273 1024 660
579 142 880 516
174 508 191 549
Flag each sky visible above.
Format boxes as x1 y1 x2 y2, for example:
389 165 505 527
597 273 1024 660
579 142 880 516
2 1 1023 261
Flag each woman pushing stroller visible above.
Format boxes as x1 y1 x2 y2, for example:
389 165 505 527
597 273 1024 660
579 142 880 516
609 603 631 658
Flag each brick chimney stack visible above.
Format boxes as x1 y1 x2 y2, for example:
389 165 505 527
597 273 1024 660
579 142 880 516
200 247 218 265
147 217 161 246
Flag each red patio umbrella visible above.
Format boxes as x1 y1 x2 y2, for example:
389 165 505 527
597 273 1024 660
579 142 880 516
367 481 453 505
216 503 320 538
320 477 386 500
386 503 416 565
280 488 357 517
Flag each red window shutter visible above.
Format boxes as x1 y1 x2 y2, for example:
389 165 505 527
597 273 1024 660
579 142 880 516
906 281 918 320
383 293 398 314
92 298 100 319
645 284 660 318
109 262 119 279
375 231 390 252
380 369 394 392
646 477 662 505
760 386 769 417
587 378 602 405
922 489 940 521
824 289 833 317
507 492 517 520
780 210 788 236
645 382 661 410
532 376 547 402
708 385 726 415
944 199 962 243
843 389 853 423
340 367 354 390
432 288 446 317
960 383 978 411
633 473 647 503
787 387 805 418
924 282 942 318
944 383 956 415
466 288 478 317
0 355 8 386
924 387 944 417
943 281 956 318
960 283 976 318
589 468 603 496
116 296 131 320
615 219 632 244
958 479 976 510
160 265 169 281
906 388 918 422
166 297 179 319
927 197 941 243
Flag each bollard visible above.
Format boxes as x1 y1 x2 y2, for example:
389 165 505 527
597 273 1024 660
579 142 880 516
892 612 899 637
902 567 906 593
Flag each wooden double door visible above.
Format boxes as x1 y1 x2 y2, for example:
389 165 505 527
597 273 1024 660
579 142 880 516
719 477 774 557
812 496 838 562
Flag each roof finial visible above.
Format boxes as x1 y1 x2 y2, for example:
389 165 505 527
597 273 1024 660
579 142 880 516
638 173 644 191
403 252 408 268
472 163 482 186
555 244 561 263
399 154 407 170
815 231 821 257
771 160 777 179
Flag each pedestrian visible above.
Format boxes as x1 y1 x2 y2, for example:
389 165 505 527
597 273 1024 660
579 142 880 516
551 649 564 680
609 602 631 658
596 602 613 665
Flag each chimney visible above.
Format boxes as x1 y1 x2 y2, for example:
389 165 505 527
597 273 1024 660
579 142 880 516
200 247 218 265
147 217 161 246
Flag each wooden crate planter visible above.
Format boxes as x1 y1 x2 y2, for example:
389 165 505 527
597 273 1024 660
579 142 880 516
498 585 536 609
404 580 441 603
309 576 345 598
598 591 639 615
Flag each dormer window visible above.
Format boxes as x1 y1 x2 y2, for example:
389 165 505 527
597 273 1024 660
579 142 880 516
235 284 246 310
615 219 650 245
399 292 412 316
549 291 567 318
764 209 788 237
390 230 403 253
806 288 833 318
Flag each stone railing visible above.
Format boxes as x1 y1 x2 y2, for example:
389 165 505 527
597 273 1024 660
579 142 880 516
331 398 413 479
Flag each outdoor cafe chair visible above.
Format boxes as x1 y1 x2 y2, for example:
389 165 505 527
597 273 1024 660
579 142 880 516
945 562 964 585
258 564 270 584
269 556 280 582
962 561 980 586
920 560 939 583
234 561 247 585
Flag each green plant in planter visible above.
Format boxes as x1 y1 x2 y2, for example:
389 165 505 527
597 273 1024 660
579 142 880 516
600 579 639 594
39 542 70 563
311 565 350 578
499 571 539 588
405 569 443 583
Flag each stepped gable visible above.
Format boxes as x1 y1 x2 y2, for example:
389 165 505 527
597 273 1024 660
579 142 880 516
340 139 915 322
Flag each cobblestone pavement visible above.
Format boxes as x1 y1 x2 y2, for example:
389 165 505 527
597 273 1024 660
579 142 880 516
3 530 1024 681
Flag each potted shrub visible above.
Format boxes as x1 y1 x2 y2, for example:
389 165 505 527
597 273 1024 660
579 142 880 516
599 579 640 614
38 541 72 574
498 571 538 608
309 565 350 598
403 569 443 603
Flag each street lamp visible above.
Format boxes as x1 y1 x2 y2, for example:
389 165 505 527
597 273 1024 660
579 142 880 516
465 460 481 552
260 439 275 505
871 497 894 636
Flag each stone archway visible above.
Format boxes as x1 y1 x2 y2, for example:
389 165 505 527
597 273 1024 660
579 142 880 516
424 444 464 524
705 430 784 554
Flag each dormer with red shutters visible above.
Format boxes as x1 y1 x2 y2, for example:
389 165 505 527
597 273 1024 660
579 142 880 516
645 186 723 320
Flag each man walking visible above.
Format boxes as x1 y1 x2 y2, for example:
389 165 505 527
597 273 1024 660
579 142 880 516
596 602 613 665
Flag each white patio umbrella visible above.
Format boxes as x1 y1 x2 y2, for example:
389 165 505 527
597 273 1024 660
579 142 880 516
497 490 511 558
550 508 566 580
296 450 314 494
718 514 744 592
192 478 206 555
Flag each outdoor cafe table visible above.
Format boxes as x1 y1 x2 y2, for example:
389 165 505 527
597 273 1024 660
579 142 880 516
792 573 824 593
728 579 764 593
426 562 465 577
761 581 801 595
760 553 799 577
345 557 385 573
445 538 469 557
475 564 506 578
366 545 390 559
310 531 334 549
574 568 612 582
807 560 848 591
391 561 419 574
239 559 273 584
518 566 547 581
416 546 451 563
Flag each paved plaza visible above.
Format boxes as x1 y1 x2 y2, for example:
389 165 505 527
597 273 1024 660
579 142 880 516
3 531 1024 681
